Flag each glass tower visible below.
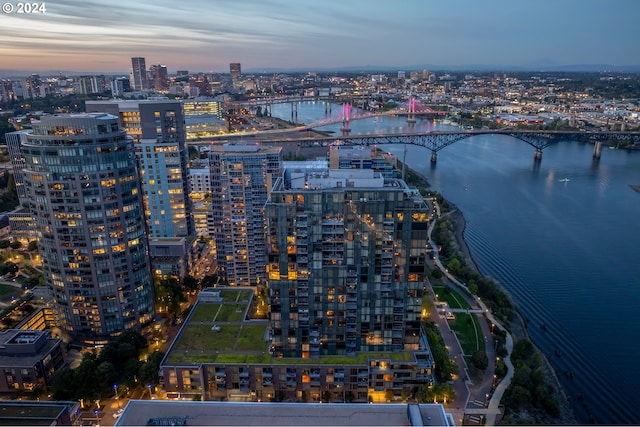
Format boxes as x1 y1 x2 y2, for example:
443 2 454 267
265 167 427 358
22 114 154 344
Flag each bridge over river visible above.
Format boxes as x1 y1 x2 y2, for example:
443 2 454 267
198 129 640 162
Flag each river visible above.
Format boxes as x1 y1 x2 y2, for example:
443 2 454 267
270 101 640 424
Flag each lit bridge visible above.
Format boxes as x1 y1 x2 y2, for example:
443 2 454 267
197 129 640 162
232 97 444 130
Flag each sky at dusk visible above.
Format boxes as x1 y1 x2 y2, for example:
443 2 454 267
1 0 639 73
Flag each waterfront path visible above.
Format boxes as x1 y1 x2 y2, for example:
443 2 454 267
426 199 515 425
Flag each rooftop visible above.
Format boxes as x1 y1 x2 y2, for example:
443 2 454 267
0 401 79 426
115 401 452 426
163 288 267 366
163 289 424 367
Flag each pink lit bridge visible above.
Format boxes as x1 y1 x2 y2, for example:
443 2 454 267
304 99 445 133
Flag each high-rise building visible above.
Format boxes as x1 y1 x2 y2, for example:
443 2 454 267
22 114 154 344
86 100 195 279
229 63 241 81
150 65 168 91
4 130 30 206
265 166 428 357
208 143 281 286
131 57 148 91
86 100 194 238
110 77 130 96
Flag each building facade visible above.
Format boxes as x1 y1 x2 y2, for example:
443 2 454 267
265 167 428 358
229 63 241 81
0 330 66 394
208 144 281 287
4 130 31 206
131 57 148 91
86 100 195 281
85 99 194 241
22 114 155 344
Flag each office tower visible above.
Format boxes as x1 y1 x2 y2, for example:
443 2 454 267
265 167 428 357
151 65 168 91
4 130 30 206
229 63 241 80
208 143 282 287
131 57 148 91
181 98 225 141
22 114 154 344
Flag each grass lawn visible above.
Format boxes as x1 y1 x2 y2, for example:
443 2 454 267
451 313 485 355
216 303 246 322
219 290 238 301
174 324 241 351
235 325 267 351
0 284 21 303
190 303 221 322
237 290 253 301
433 285 471 310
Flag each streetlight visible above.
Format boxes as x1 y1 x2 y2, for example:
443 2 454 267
147 384 152 400
113 384 118 398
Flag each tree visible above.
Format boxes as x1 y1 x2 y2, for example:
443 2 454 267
9 240 21 250
471 350 489 371
155 278 186 316
27 240 38 251
182 275 200 292
52 367 77 400
138 351 165 386
116 330 148 351
0 261 18 275
384 389 394 402
415 384 436 403
467 280 478 295
431 268 443 280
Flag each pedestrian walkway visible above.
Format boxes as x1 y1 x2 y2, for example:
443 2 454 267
427 199 515 426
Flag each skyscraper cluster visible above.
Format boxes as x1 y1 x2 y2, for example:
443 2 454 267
3 57 432 380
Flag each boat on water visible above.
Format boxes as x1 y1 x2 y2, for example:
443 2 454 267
559 178 570 182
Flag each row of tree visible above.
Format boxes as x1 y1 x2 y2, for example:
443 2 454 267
500 339 561 423
431 215 515 323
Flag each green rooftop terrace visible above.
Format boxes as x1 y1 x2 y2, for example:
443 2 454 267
165 289 269 365
165 288 420 367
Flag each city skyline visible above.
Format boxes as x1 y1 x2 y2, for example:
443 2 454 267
1 0 639 74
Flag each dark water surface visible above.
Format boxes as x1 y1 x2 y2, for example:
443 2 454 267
271 102 640 423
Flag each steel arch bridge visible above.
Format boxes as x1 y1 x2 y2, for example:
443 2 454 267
199 129 640 162
316 130 640 161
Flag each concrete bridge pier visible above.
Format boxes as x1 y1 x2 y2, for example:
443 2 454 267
407 114 416 124
291 101 298 123
593 141 603 158
340 121 351 136
430 151 437 163
325 101 332 115
534 150 543 161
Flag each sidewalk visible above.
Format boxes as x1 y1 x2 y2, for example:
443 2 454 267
427 200 515 425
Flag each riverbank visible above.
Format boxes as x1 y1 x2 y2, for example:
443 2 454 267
447 207 577 424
